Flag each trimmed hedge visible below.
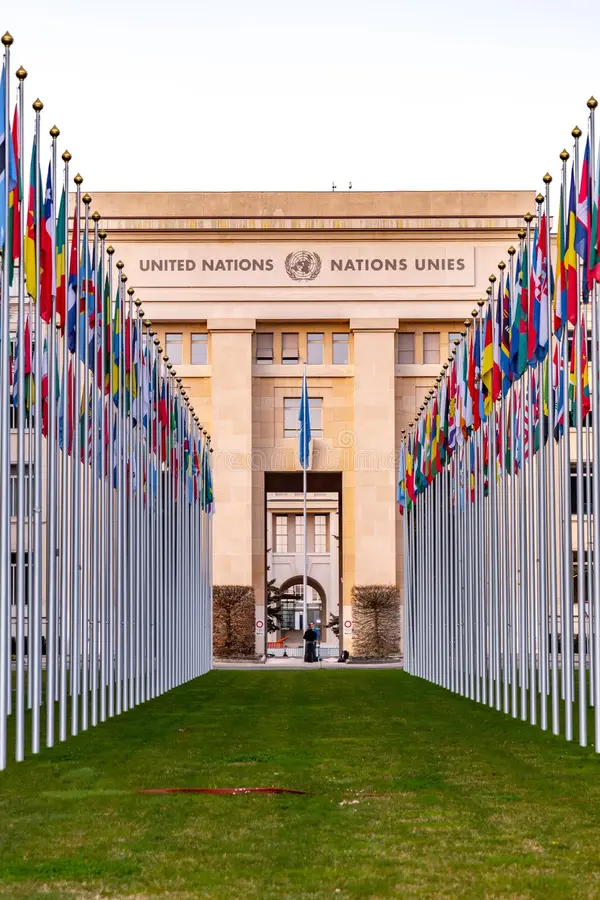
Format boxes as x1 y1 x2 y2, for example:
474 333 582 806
351 584 401 659
213 585 256 658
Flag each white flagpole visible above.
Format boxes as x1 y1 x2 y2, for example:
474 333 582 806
46 123 59 747
14 66 27 760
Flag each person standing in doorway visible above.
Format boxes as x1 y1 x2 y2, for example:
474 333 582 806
303 623 318 663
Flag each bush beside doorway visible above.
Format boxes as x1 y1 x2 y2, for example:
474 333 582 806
213 585 256 658
351 584 401 659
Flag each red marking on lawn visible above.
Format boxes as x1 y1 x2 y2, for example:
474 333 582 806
137 787 309 795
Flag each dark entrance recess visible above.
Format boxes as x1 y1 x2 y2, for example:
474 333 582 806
264 472 343 656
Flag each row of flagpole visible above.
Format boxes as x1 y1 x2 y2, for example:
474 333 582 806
0 32 214 770
398 94 600 750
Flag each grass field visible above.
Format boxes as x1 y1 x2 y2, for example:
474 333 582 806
1 670 600 898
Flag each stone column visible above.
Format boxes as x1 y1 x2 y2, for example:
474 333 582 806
348 319 398 648
209 320 255 593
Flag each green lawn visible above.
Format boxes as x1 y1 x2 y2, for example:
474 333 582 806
1 670 600 898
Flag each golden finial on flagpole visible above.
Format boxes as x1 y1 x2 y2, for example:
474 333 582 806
535 193 544 205
98 229 107 240
50 125 59 138
16 66 27 80
507 246 516 256
560 149 570 162
464 319 471 329
489 274 496 283
498 261 506 271
121 273 127 283
524 212 533 223
477 299 484 307
32 98 43 112
107 245 114 256
116 260 124 270
62 150 71 163
82 193 91 205
543 173 552 185
2 32 14 46
144 319 152 329
572 126 582 139
127 287 134 296
91 211 100 222
134 298 142 308
517 229 526 240
588 97 598 110
74 173 83 186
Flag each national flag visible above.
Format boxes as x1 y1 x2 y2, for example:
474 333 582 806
569 312 591 423
517 244 529 377
535 213 550 361
500 272 511 394
397 440 406 514
510 252 524 377
590 134 600 287
67 210 78 353
467 328 478 431
24 314 33 417
406 433 415 503
493 281 502 398
576 135 590 296
565 165 578 326
24 134 38 300
481 304 494 414
55 188 66 328
553 343 565 441
8 103 20 285
102 273 111 393
0 64 17 251
554 182 567 336
40 162 54 323
447 358 457 452
79 235 95 367
298 369 311 470
112 286 120 404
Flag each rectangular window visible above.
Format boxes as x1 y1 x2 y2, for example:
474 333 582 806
571 465 593 516
284 397 323 439
282 333 299 365
307 333 324 365
256 332 274 364
275 515 288 553
9 465 33 518
295 515 304 553
314 514 327 553
332 333 349 365
165 333 183 365
191 333 208 365
423 332 440 364
397 333 415 364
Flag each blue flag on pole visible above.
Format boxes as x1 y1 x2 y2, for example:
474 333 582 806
299 370 311 470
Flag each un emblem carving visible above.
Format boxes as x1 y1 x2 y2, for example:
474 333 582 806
284 250 322 282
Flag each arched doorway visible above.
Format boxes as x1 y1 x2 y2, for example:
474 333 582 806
276 576 333 654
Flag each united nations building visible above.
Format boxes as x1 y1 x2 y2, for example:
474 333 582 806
92 189 531 657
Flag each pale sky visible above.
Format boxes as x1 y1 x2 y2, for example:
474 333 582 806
4 0 600 195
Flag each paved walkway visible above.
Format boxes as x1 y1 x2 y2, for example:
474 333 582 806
213 657 404 670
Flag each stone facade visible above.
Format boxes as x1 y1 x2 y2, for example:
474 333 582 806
84 189 533 654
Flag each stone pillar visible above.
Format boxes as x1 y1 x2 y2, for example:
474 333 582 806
349 319 398 644
209 320 255 591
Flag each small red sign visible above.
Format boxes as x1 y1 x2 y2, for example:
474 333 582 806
256 620 264 629
344 620 352 629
